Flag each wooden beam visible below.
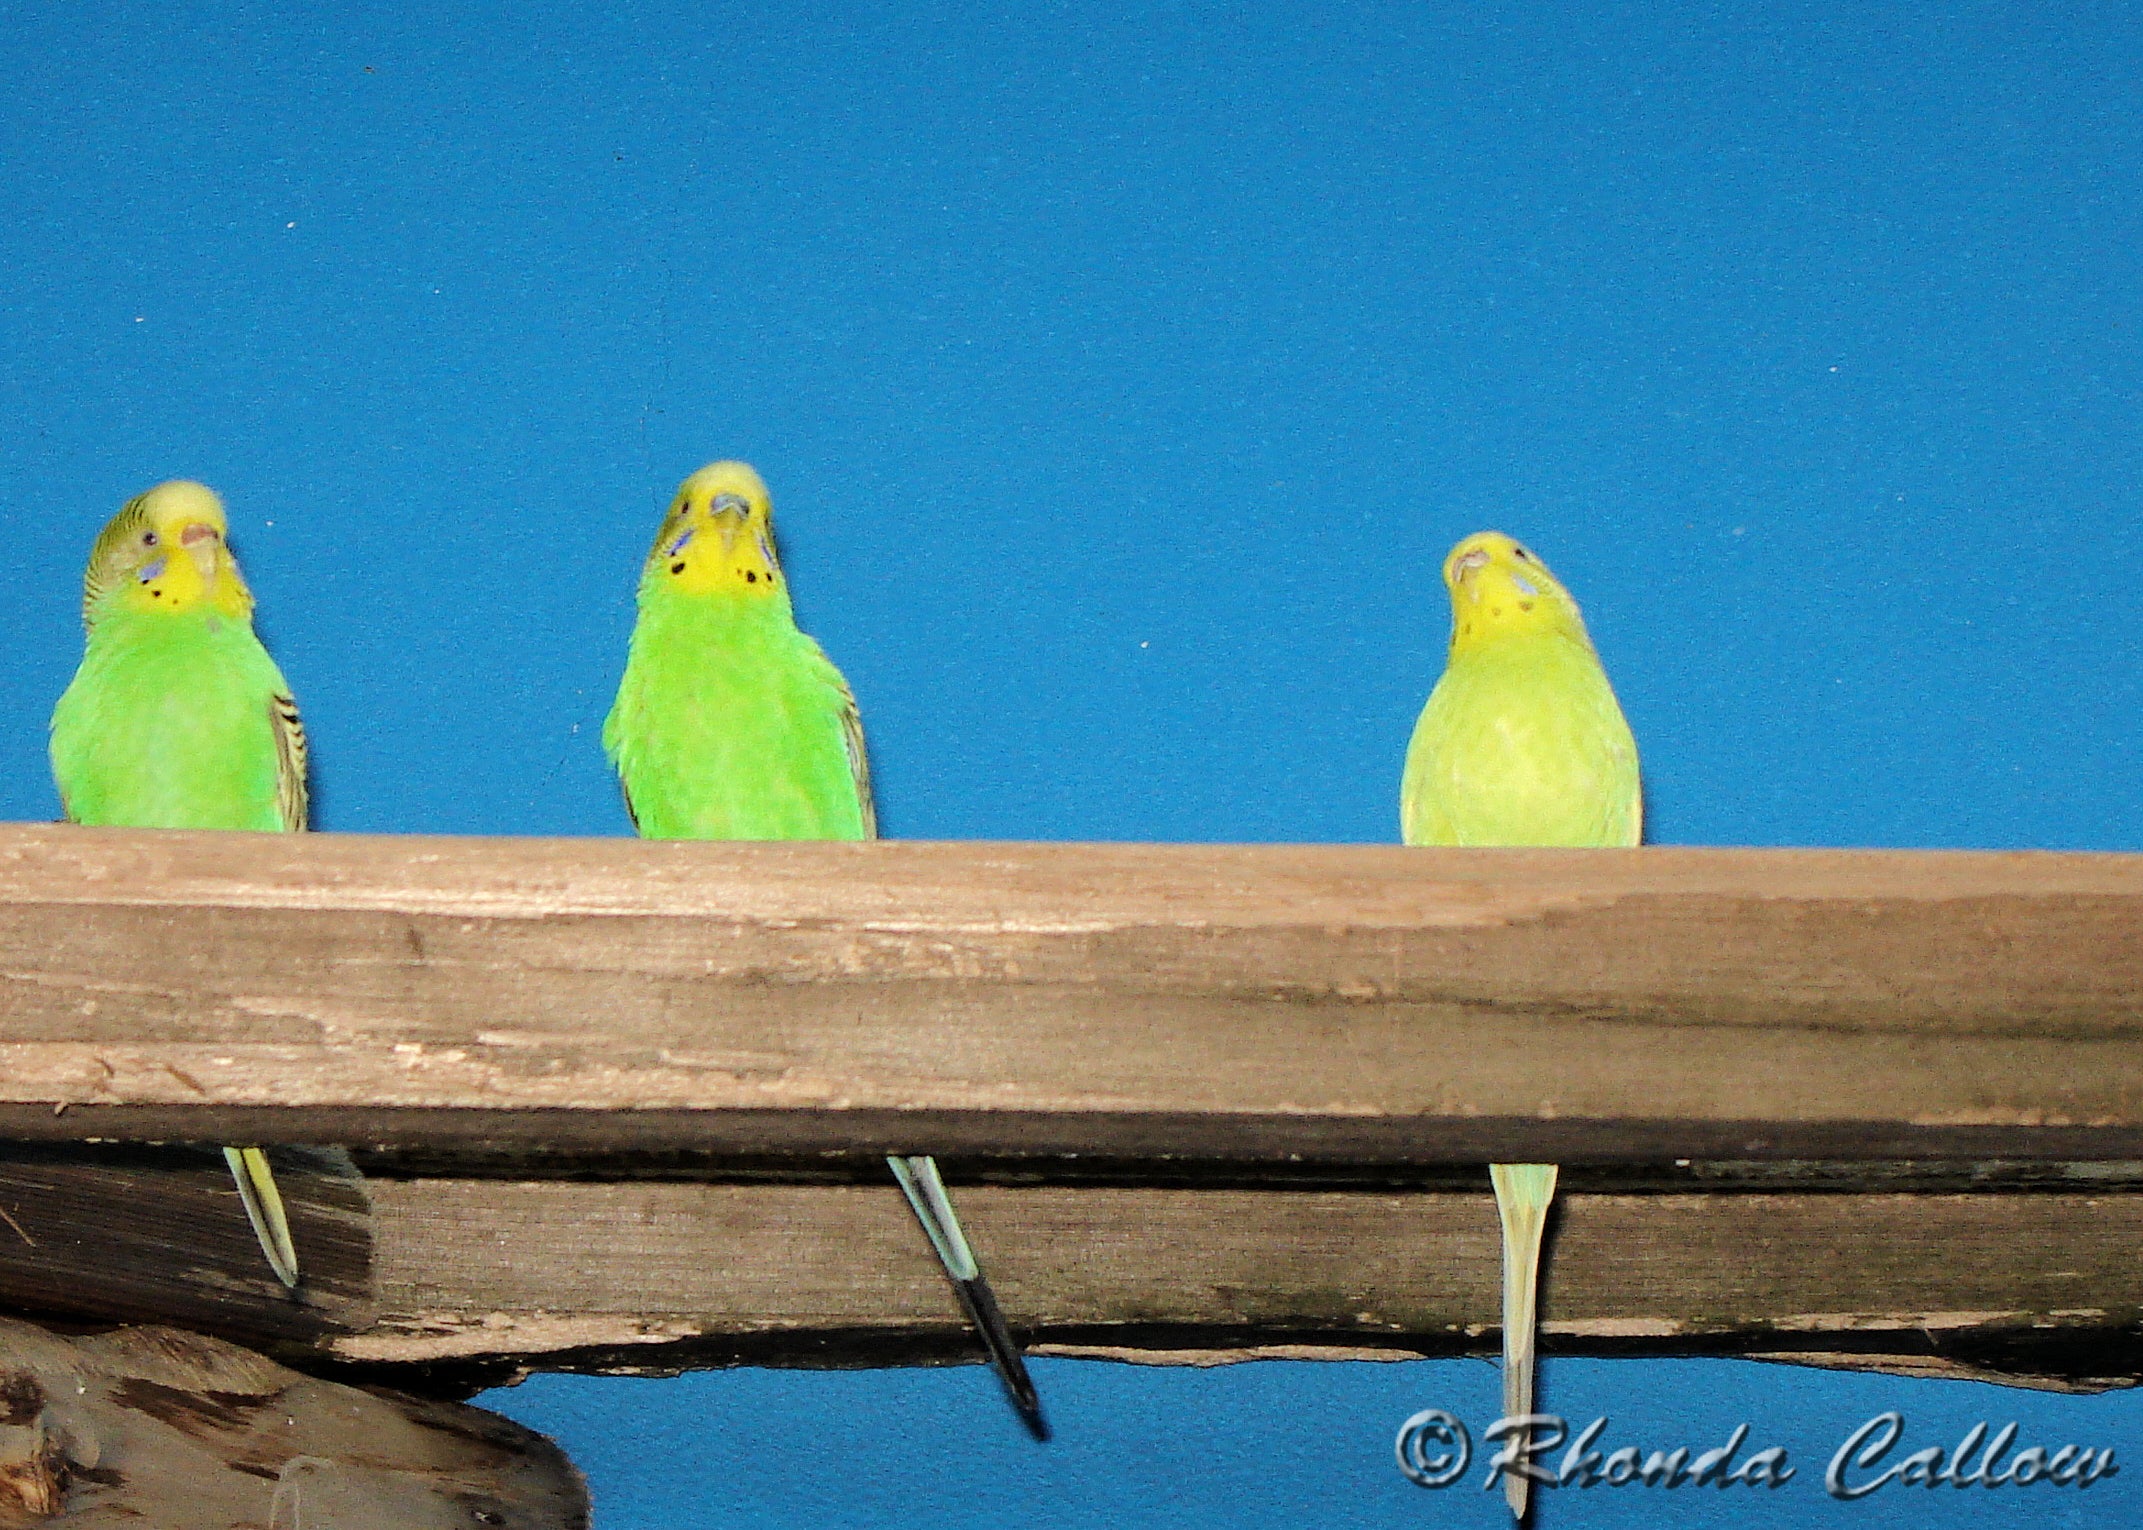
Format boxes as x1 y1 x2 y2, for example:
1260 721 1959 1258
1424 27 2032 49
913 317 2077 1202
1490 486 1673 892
0 1146 2135 1391
345 1179 2143 1390
0 1144 370 1344
0 826 2137 1160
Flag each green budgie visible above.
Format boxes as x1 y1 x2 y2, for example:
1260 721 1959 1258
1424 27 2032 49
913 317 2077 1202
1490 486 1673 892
605 460 1046 1438
49 480 307 1288
1400 531 1640 1519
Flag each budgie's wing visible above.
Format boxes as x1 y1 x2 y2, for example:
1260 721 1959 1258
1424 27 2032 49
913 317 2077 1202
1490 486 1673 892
889 1153 1047 1439
836 685 875 840
601 663 644 834
269 692 309 833
801 637 876 840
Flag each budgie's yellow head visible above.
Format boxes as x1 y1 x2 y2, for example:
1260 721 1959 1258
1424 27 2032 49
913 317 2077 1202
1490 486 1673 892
1442 531 1591 653
642 461 786 600
82 480 253 626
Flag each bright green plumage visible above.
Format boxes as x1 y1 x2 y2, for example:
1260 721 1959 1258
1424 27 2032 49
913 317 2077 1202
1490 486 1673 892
52 608 301 830
49 480 306 1289
1401 530 1639 1520
604 461 1044 1439
603 462 870 841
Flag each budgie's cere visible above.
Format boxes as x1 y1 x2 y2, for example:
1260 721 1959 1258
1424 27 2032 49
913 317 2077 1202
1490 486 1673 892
605 462 1045 1439
1400 531 1639 1519
49 480 306 1287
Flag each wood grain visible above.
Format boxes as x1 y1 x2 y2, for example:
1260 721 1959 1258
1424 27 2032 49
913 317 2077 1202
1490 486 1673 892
0 1141 2133 1388
339 1179 2143 1389
0 1144 369 1345
0 826 2138 1160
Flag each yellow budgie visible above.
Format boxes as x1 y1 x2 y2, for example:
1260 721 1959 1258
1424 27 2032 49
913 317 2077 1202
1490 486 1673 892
1400 531 1639 1518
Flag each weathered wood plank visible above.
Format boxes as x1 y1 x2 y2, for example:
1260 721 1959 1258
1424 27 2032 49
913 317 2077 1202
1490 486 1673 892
0 1145 370 1344
0 826 2138 1159
330 1179 2143 1390
0 1143 2134 1389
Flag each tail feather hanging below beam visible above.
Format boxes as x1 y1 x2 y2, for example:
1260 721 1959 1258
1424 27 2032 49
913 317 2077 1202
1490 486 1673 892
1490 1162 1557 1520
889 1154 1047 1440
225 1145 300 1289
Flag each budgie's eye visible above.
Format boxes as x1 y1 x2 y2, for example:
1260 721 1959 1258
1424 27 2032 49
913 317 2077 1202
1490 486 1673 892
142 531 158 547
1512 546 1531 562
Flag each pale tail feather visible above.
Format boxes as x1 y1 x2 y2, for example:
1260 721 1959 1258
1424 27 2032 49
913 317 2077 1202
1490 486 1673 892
225 1145 300 1288
889 1154 1047 1439
1490 1162 1558 1520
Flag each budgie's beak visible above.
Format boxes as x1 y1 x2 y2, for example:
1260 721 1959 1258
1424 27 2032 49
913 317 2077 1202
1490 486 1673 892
1448 547 1495 602
707 493 751 556
178 521 223 585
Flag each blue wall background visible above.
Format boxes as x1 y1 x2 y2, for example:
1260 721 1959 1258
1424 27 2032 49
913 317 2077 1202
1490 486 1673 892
2 1 2139 1523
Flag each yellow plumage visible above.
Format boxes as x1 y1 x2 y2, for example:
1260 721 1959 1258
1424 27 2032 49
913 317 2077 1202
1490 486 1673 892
1401 531 1639 1518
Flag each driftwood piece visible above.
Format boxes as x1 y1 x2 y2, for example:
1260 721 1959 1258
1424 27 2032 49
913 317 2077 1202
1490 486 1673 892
0 827 2135 1161
0 1315 585 1527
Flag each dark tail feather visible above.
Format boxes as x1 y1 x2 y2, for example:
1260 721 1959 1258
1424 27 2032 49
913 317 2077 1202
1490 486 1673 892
951 1268 1050 1440
888 1154 1049 1440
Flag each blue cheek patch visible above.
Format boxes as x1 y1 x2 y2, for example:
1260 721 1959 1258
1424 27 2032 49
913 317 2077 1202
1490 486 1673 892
1512 574 1540 597
666 528 695 557
137 556 167 583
